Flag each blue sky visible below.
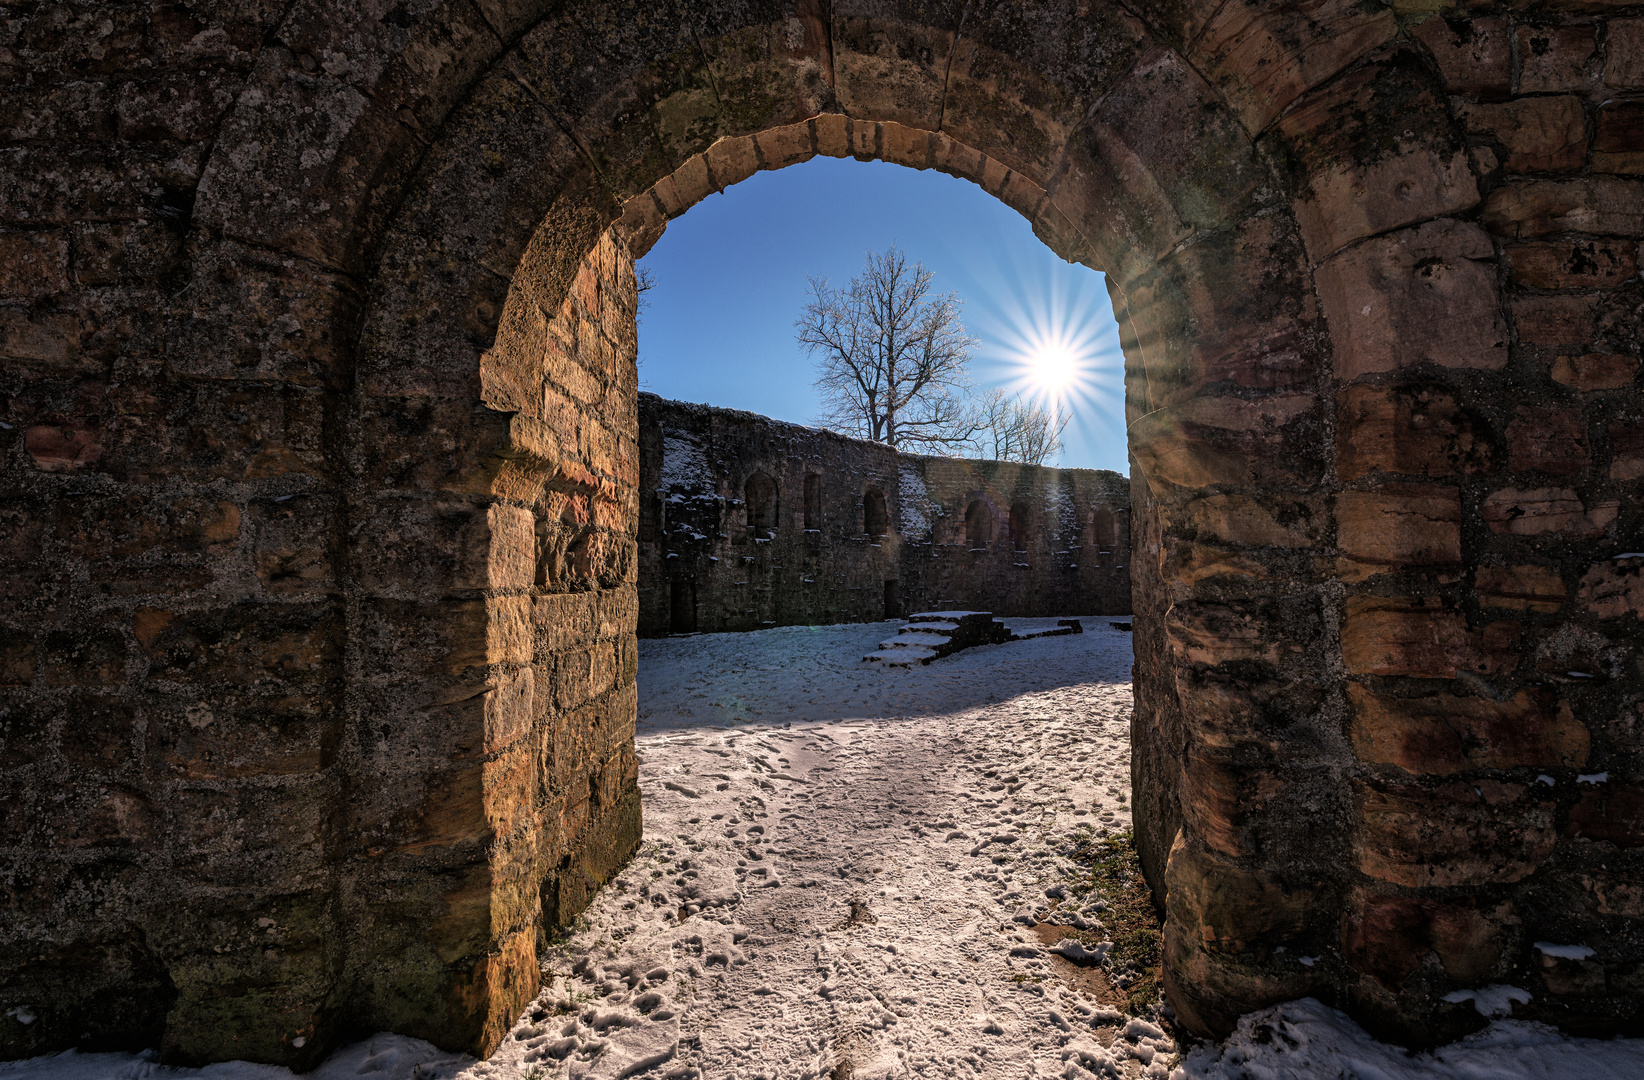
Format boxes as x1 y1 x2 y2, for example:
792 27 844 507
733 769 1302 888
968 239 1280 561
635 156 1129 474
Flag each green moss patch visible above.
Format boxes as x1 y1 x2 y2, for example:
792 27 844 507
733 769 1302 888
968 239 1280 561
1037 827 1165 1017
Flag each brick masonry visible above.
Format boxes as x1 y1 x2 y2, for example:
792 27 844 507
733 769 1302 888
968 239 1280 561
2 0 1642 1066
637 393 1132 635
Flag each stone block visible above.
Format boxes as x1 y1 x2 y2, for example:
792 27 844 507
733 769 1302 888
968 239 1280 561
0 308 88 375
1164 834 1314 953
56 496 242 561
878 122 931 171
1506 405 1590 475
148 692 336 780
1606 19 1644 88
141 602 343 687
1611 421 1644 480
1344 891 1511 988
1578 558 1644 618
812 113 848 158
1278 55 1477 260
1477 564 1568 612
1314 219 1507 379
1508 238 1638 289
188 45 425 274
1552 352 1638 390
0 80 115 143
0 230 70 299
1182 746 1283 856
1340 596 1472 678
667 154 716 213
55 694 140 772
0 144 208 228
1349 683 1587 775
1075 45 1262 244
1163 540 1286 585
115 74 237 143
1539 950 1606 998
1484 178 1644 239
0 629 36 687
1414 16 1510 97
1459 96 1586 173
1337 483 1462 572
1594 102 1644 174
41 630 128 687
1514 293 1597 347
830 18 946 133
1133 212 1324 397
1568 784 1644 847
71 222 182 285
462 926 541 1059
250 496 336 598
704 135 758 191
1173 494 1322 548
1190 0 1395 134
1336 383 1496 481
754 123 813 171
1165 600 1297 668
1358 778 1556 886
354 498 535 596
1130 393 1320 491
1518 25 1598 94
1481 487 1617 537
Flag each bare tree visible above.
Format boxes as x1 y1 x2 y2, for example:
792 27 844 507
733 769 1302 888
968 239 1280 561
974 387 1069 466
797 247 981 452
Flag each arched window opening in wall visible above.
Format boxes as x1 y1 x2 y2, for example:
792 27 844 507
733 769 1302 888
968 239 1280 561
1092 507 1116 548
745 472 777 536
965 500 992 547
864 487 889 537
804 474 821 530
669 577 696 633
1009 502 1031 550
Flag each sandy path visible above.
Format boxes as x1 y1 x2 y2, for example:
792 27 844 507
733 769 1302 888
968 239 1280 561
470 619 1158 1079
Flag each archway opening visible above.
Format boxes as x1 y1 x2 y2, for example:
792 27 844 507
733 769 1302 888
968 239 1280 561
341 4 1361 1062
965 500 994 548
745 472 777 537
1010 501 1032 551
863 487 889 537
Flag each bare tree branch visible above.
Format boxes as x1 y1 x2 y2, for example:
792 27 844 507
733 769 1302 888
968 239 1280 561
974 388 1069 466
796 246 982 452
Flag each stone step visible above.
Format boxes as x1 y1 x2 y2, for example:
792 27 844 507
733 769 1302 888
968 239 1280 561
879 631 953 649
862 646 938 667
863 611 1012 665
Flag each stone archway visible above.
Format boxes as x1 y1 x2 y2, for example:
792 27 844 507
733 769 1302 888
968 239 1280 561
5 0 1642 1068
342 5 1398 1051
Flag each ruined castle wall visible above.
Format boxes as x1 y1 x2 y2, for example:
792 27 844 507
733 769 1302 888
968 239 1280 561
637 394 1131 635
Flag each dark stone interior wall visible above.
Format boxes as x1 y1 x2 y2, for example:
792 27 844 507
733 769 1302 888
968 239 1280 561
636 394 1132 635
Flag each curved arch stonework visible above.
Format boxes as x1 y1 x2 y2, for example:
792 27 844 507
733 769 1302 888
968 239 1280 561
4 0 1642 1066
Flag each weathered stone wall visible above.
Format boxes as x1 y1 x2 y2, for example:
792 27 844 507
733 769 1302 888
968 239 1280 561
637 393 1132 634
3 0 1643 1066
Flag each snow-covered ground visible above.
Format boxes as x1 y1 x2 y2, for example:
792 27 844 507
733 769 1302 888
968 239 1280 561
11 619 1644 1079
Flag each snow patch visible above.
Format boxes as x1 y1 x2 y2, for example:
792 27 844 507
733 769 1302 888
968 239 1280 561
1444 985 1532 1018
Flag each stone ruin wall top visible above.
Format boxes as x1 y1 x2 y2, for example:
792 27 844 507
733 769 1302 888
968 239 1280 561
637 392 1133 635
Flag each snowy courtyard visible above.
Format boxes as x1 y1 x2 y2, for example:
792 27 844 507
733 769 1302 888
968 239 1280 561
12 620 1644 1080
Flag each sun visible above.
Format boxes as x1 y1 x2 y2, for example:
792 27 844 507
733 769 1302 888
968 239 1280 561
1028 342 1081 395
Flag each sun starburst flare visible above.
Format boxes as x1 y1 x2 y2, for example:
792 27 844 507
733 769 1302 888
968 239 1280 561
966 251 1126 466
